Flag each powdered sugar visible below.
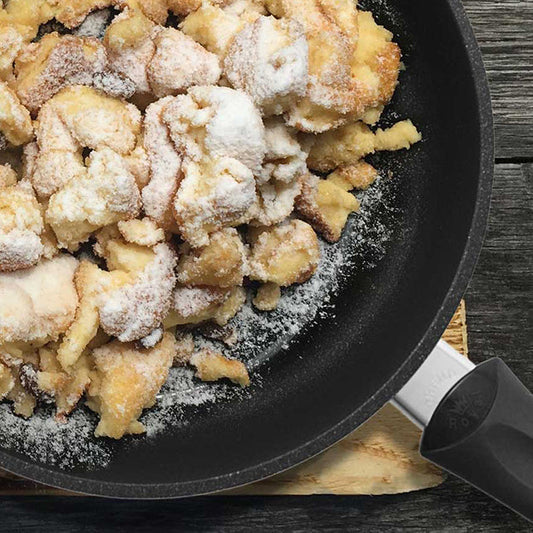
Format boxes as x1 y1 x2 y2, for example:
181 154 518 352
92 70 136 99
141 97 183 228
99 243 177 342
0 403 111 468
75 9 114 39
172 286 228 318
148 28 222 98
107 31 156 95
174 157 256 246
163 86 266 174
224 16 308 115
0 229 43 271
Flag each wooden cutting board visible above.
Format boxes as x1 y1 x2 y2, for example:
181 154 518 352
0 302 468 496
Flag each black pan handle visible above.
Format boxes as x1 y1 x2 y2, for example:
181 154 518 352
420 358 533 521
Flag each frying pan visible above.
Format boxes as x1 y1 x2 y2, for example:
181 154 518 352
1 0 532 521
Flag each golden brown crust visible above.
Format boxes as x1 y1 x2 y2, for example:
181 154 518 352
0 81 33 146
295 174 359 243
248 219 320 286
253 282 281 311
177 228 247 289
190 348 249 387
14 33 107 115
87 332 176 439
328 161 379 191
295 173 336 243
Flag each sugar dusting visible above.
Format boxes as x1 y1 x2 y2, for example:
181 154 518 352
0 403 111 468
214 174 397 368
0 174 397 469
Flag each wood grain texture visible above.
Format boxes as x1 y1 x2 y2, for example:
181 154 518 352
463 0 533 160
466 164 533 386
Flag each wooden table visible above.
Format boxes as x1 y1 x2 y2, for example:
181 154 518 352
0 0 531 530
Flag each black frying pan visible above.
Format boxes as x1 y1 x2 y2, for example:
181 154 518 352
2 0 532 521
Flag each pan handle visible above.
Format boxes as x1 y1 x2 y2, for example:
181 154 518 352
420 357 533 522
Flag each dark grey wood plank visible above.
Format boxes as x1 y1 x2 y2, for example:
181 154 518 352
466 163 533 386
463 0 533 160
0 478 530 533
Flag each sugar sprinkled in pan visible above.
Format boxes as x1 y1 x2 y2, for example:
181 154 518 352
141 174 397 437
0 404 111 469
0 175 396 466
74 9 113 39
220 175 395 367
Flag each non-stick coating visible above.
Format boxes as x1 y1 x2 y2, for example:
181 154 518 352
0 0 493 497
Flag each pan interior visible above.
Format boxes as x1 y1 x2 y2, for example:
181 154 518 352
0 0 490 495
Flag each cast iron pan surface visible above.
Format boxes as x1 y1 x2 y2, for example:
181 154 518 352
0 0 493 497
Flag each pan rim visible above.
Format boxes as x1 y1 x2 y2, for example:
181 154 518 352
0 0 494 499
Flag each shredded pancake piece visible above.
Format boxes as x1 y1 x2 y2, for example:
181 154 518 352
98 242 177 342
328 160 379 192
56 260 129 370
117 218 165 247
165 285 246 327
148 28 222 97
0 182 44 271
248 220 320 286
296 173 360 243
29 85 142 199
87 332 177 439
108 26 221 99
180 0 265 57
224 16 308 115
141 96 183 229
173 156 256 247
177 228 247 288
162 85 266 173
13 33 107 115
253 282 281 311
250 118 306 226
0 254 78 345
258 118 308 185
45 147 141 250
0 81 33 146
190 348 250 387
308 119 421 172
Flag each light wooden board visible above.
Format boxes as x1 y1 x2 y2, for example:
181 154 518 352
0 302 467 496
